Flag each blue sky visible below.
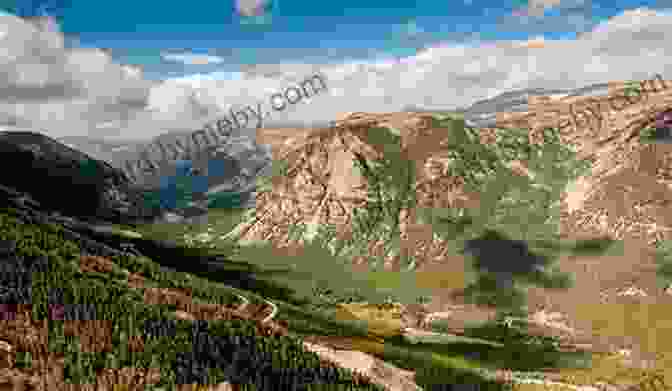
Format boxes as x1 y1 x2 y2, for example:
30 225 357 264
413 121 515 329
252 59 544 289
0 0 671 139
2 0 663 79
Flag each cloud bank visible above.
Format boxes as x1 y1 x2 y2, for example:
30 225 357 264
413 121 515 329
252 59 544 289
0 8 671 141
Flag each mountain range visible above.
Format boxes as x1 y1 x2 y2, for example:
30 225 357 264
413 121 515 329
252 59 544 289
0 79 624 223
2 76 671 389
56 80 614 163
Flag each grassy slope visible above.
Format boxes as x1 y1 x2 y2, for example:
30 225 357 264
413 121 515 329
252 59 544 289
124 208 595 391
48 110 672 390
1 202 553 391
141 112 672 390
0 206 386 390
113 115 614 390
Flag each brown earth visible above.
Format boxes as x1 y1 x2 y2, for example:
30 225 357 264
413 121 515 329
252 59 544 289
1 253 419 391
491 79 672 372
0 254 288 391
7 78 672 389
249 80 672 379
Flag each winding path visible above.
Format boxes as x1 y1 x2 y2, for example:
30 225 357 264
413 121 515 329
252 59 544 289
233 293 249 312
261 299 277 324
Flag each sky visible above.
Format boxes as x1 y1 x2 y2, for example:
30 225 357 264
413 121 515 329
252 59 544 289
0 0 671 140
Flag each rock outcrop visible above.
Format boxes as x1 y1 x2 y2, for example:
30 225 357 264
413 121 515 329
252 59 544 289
243 112 483 271
492 78 672 244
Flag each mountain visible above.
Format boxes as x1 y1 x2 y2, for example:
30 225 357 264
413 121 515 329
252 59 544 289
53 80 620 215
47 78 651 223
53 126 273 221
4 79 671 388
408 81 616 128
0 129 422 391
125 133 271 220
0 131 158 225
56 135 149 167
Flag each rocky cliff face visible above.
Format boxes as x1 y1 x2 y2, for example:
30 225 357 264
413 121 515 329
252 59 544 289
245 112 473 271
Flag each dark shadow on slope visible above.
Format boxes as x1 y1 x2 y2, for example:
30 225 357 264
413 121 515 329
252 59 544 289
0 131 160 226
460 230 617 303
565 236 620 256
381 323 591 389
641 127 672 144
109 235 314 307
456 322 591 371
34 208 310 306
463 230 552 277
459 230 573 310
454 230 615 311
531 236 619 256
371 335 529 391
111 235 379 339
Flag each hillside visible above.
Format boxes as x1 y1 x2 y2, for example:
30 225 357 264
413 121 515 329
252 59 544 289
245 80 672 389
0 123 572 391
0 136 424 390
0 129 513 391
0 131 159 225
4 76 672 391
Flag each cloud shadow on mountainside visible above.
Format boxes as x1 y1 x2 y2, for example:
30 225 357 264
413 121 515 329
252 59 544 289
78 229 316 307
453 230 617 309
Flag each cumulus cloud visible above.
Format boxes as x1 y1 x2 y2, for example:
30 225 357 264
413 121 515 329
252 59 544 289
0 13 154 137
1 7 672 141
502 0 595 34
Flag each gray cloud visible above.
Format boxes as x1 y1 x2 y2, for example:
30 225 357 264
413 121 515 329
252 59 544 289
0 13 154 137
498 0 595 35
2 7 672 142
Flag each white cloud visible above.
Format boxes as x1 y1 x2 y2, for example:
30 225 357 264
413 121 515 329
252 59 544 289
502 0 594 34
0 13 154 138
161 52 226 66
170 71 245 90
2 7 672 142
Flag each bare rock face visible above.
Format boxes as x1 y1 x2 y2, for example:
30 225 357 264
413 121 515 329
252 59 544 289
241 113 456 243
492 77 672 244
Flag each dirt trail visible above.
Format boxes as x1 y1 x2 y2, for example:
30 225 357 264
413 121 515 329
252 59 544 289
249 91 672 386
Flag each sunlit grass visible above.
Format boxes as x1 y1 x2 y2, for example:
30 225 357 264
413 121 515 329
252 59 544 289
131 207 248 247
553 300 672 383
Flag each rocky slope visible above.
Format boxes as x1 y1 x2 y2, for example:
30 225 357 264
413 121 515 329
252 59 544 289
245 80 672 386
5 74 672 389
